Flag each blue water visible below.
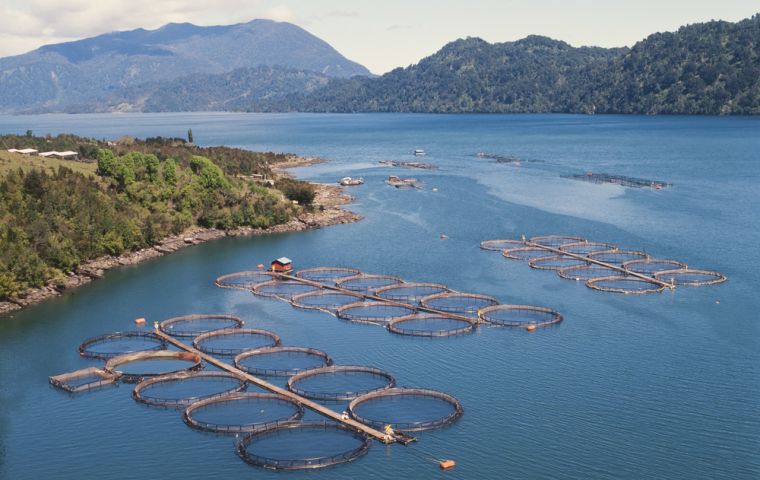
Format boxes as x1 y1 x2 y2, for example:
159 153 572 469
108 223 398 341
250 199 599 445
0 113 758 479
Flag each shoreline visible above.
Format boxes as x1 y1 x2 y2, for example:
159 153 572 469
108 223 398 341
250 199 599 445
0 180 361 316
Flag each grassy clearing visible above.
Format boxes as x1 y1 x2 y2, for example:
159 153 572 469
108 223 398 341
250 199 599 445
0 151 97 177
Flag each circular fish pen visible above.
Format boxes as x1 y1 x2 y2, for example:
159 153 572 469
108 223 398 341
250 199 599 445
479 239 526 251
586 276 666 294
502 247 557 261
287 365 396 401
559 241 617 255
160 314 244 338
132 372 247 408
295 267 362 284
653 269 727 286
235 347 333 377
78 331 166 359
290 290 364 313
529 235 586 247
478 304 563 328
252 280 320 300
105 351 203 383
183 392 304 434
236 421 371 471
192 328 281 356
420 292 499 318
528 256 590 271
387 314 475 337
335 274 405 293
374 283 450 303
336 301 417 325
348 388 464 432
215 271 275 290
622 258 687 274
588 250 649 265
557 264 625 281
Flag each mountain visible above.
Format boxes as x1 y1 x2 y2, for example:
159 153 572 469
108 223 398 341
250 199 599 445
0 19 369 112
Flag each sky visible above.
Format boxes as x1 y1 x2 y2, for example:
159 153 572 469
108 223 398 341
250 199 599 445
0 0 758 74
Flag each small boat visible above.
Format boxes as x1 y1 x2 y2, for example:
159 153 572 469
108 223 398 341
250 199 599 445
413 149 426 156
339 176 364 186
386 175 420 189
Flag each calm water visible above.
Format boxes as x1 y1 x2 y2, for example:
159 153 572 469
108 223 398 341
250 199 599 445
0 113 758 479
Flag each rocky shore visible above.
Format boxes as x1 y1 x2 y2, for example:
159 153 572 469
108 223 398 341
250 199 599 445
0 182 360 316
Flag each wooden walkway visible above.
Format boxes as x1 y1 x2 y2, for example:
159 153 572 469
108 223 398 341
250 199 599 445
153 328 396 444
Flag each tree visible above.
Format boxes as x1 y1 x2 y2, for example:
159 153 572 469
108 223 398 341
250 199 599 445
187 128 194 144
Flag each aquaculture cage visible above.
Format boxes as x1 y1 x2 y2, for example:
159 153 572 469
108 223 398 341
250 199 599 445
529 235 586 247
104 351 203 383
559 241 617 256
236 421 371 471
502 247 557 261
557 264 624 281
479 239 526 251
587 250 649 266
335 274 405 293
295 267 362 284
183 392 304 434
622 258 687 274
78 331 166 359
49 367 120 394
215 271 275 290
375 283 451 304
336 301 417 325
132 372 246 408
235 346 333 377
290 290 364 313
287 365 396 402
478 304 563 328
348 388 464 432
586 276 666 294
420 292 499 318
528 256 589 271
252 280 321 301
653 269 727 287
160 314 244 338
192 328 281 356
387 314 475 337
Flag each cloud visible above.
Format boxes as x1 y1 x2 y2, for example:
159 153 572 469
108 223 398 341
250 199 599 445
327 10 358 18
264 5 294 22
386 24 414 31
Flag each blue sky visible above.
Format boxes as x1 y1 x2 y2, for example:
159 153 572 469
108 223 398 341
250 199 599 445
1 0 758 73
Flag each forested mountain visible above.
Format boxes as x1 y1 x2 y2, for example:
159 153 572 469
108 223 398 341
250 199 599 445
0 19 368 112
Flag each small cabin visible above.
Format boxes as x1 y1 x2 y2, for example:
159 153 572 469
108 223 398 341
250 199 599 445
270 257 293 273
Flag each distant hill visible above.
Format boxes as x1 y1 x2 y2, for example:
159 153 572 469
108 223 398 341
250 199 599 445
0 19 369 112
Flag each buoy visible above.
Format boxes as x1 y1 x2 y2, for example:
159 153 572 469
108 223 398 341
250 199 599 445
439 459 456 470
440 234 448 240
257 263 264 270
526 325 537 332
432 187 438 192
134 317 146 326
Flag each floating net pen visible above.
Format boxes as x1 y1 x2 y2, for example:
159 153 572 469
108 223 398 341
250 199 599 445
78 331 166 359
348 388 464 432
159 314 244 338
235 346 333 377
387 314 475 337
132 372 247 408
478 304 563 327
295 267 362 284
192 328 281 356
183 392 304 434
215 271 275 290
287 365 396 402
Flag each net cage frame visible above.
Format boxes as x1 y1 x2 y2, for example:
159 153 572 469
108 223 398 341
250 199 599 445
236 421 372 471
104 350 203 383
622 258 687 274
132 371 247 408
183 392 305 434
529 235 587 247
348 387 464 432
294 267 363 284
159 314 244 338
335 301 418 325
586 276 666 294
653 268 727 287
77 331 167 360
287 365 397 402
587 250 650 265
528 256 590 271
49 367 121 393
502 247 558 261
419 292 500 317
251 280 321 300
335 274 406 293
290 290 365 313
192 328 282 356
374 282 452 303
235 346 334 377
557 264 626 281
215 271 275 290
478 304 563 328
386 314 476 337
479 239 526 251
559 241 618 255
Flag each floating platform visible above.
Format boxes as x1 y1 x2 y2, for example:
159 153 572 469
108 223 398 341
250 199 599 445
562 172 671 189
